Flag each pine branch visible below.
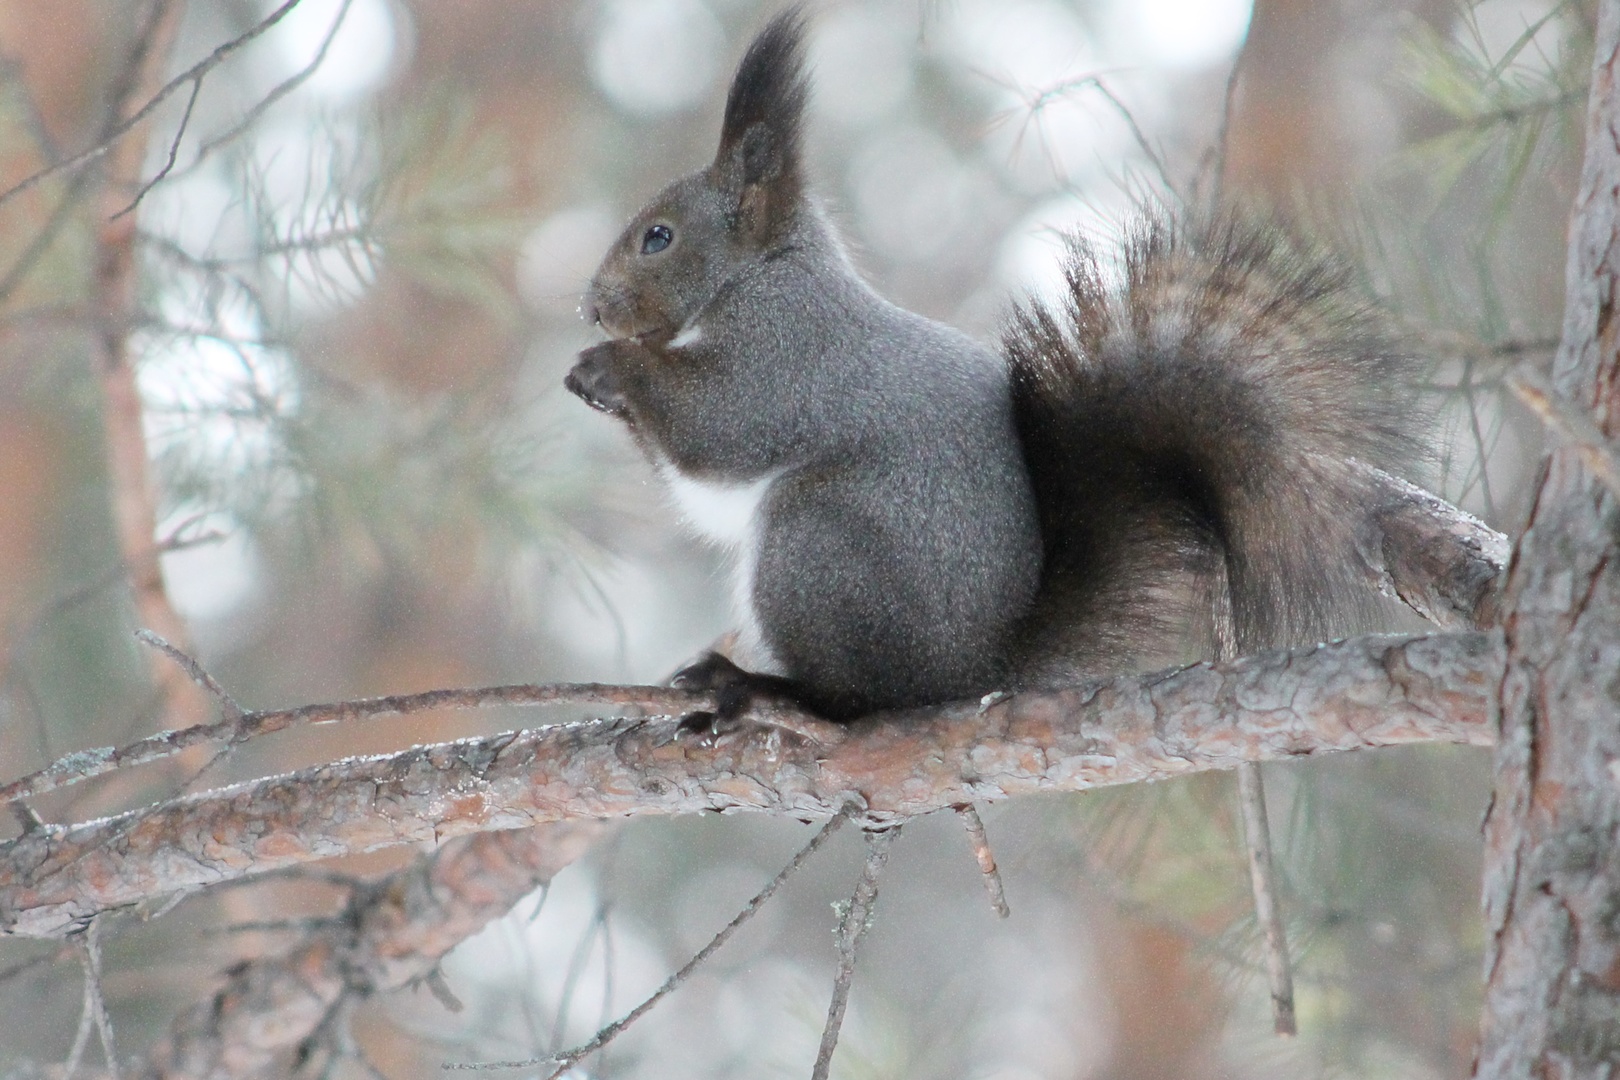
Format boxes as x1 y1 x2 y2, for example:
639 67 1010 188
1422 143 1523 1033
0 630 1500 941
0 679 834 808
0 0 310 214
1354 461 1508 629
0 0 175 307
115 0 357 218
142 822 604 1080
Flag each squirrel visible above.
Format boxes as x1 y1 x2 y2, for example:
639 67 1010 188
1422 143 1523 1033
565 8 1430 725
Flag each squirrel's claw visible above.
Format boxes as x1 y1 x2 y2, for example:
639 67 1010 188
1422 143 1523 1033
669 651 839 746
669 650 750 692
566 342 636 418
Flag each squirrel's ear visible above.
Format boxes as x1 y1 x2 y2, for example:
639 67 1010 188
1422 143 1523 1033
713 6 810 243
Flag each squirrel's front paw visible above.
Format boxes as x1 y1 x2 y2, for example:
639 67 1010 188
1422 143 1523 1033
565 341 639 418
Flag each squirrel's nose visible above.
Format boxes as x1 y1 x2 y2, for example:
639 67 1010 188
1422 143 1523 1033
581 299 602 326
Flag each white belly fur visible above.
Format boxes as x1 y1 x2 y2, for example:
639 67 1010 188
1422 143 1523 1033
657 465 782 673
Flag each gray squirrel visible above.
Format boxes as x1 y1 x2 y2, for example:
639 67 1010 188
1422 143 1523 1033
566 8 1428 724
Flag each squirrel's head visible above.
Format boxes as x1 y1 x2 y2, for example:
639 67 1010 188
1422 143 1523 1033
587 6 811 340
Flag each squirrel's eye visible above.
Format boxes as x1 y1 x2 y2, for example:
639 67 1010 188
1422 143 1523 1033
641 224 673 254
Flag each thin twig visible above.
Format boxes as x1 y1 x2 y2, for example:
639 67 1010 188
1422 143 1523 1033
0 0 176 305
0 0 309 214
987 69 1178 199
954 804 1009 918
1416 329 1563 373
110 76 201 221
1077 77 1176 199
0 679 841 807
64 955 97 1079
448 808 855 1074
547 902 610 1053
67 919 120 1079
0 53 61 161
183 0 357 178
134 630 243 720
1212 467 1298 1043
812 826 900 1080
1236 763 1297 1036
1508 367 1620 499
88 929 122 1080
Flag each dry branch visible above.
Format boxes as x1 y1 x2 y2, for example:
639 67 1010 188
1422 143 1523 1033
0 682 839 808
455 809 854 1077
0 0 309 214
1354 461 1509 629
812 827 898 1080
142 821 604 1080
954 804 1009 919
0 630 1500 941
1236 762 1295 1036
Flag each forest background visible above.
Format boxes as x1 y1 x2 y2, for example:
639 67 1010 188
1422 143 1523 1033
0 0 1596 1077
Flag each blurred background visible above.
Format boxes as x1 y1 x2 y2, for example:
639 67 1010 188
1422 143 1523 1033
0 0 1592 1075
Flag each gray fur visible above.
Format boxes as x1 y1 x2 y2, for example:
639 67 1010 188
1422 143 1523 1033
568 12 1432 720
576 181 1042 717
1004 214 1432 680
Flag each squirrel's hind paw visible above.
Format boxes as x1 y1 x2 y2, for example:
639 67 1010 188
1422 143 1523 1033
670 652 845 746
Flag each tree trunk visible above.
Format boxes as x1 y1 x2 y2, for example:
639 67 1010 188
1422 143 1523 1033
1475 4 1620 1074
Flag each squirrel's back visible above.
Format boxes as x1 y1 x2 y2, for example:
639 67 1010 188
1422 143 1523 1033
1006 211 1431 681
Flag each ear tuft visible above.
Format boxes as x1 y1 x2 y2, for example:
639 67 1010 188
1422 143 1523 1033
717 6 810 192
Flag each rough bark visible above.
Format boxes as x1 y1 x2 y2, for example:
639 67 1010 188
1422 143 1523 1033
0 630 1500 941
140 820 604 1080
1358 463 1510 630
1475 4 1620 1074
0 683 794 807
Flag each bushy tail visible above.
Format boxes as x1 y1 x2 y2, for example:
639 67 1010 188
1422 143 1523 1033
1004 211 1431 679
